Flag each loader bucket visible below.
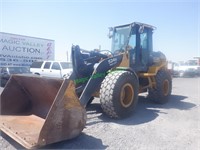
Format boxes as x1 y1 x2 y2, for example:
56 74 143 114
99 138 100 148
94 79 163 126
0 75 86 149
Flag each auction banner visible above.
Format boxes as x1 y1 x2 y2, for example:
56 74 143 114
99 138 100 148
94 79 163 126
0 32 55 67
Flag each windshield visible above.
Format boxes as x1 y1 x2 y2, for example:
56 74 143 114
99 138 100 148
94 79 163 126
111 25 131 52
60 62 72 69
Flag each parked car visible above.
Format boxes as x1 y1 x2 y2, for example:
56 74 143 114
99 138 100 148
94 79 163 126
173 62 200 77
0 66 31 87
30 61 72 78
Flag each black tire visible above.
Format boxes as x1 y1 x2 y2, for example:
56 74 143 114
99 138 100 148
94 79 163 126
63 73 71 79
100 71 139 119
34 73 40 76
148 69 172 104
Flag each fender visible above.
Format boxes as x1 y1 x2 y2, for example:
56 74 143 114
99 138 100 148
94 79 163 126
114 66 138 80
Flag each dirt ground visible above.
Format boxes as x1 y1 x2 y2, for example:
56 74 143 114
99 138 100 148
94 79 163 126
0 77 200 150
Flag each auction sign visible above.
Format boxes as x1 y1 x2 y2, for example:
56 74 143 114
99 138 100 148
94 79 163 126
0 32 55 67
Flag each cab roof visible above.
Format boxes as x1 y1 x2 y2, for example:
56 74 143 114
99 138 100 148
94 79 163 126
113 22 156 30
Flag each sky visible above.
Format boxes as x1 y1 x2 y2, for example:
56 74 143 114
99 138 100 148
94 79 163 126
0 0 199 62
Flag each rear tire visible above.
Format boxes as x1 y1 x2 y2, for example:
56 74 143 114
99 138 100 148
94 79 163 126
100 71 139 119
148 69 172 104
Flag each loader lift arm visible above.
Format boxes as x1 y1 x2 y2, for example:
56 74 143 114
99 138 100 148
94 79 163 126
70 45 123 106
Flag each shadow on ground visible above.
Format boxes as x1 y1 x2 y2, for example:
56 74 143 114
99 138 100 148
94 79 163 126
0 94 196 150
0 132 107 150
42 133 107 149
86 94 196 126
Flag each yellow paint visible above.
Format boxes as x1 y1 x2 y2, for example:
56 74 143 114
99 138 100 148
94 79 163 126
139 61 167 77
118 52 129 67
64 81 82 109
139 61 167 91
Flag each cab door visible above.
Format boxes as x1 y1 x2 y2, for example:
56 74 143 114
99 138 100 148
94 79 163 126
139 29 148 68
50 62 62 78
134 26 153 72
41 62 52 77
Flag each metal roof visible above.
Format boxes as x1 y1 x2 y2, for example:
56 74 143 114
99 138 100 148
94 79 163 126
113 22 156 30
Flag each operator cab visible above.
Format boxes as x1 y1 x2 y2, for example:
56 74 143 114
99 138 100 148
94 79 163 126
109 22 155 72
71 22 155 80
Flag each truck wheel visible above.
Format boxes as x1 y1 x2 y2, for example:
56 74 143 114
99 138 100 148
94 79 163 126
148 69 172 104
100 71 139 119
63 73 71 79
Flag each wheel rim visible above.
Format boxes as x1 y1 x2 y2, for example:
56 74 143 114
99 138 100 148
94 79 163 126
163 79 169 96
120 83 134 108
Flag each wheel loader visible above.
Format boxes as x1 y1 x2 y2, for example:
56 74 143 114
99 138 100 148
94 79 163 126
0 22 172 149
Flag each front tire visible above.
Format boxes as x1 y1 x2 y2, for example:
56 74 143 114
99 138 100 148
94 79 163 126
148 69 172 104
63 73 71 79
100 71 139 119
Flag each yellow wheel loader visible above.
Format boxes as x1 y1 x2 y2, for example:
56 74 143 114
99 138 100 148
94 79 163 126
0 22 172 149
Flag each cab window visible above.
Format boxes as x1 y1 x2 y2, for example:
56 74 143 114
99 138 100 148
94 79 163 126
44 62 51 69
140 31 147 49
51 62 61 70
60 62 72 69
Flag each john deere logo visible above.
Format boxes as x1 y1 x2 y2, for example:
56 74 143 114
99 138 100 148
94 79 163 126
108 57 117 66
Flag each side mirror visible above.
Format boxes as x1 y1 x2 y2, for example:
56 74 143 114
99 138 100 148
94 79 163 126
108 27 114 38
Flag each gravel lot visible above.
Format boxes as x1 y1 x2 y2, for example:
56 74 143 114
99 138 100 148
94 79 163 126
0 77 200 150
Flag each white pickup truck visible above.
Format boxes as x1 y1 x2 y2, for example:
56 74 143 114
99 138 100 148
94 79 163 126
30 61 72 78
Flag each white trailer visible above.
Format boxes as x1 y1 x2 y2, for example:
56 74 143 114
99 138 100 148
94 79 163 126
0 32 55 67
